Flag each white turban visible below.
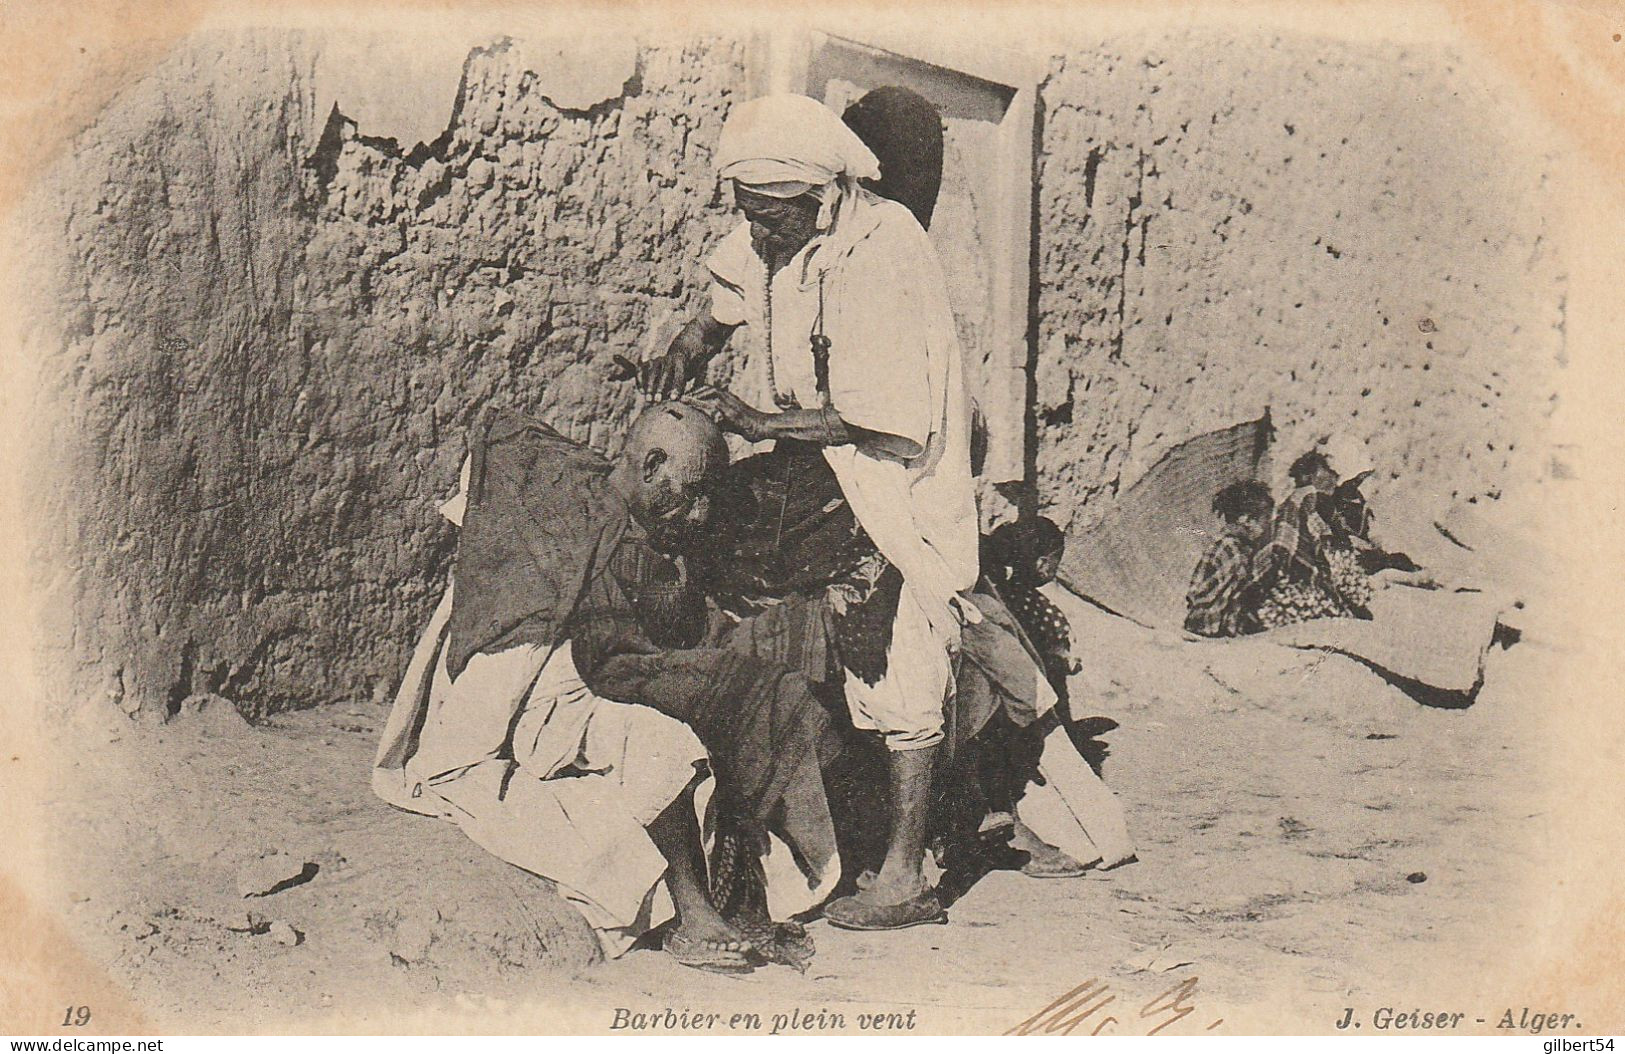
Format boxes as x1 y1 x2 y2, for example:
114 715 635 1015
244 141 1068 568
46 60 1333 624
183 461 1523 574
715 94 882 194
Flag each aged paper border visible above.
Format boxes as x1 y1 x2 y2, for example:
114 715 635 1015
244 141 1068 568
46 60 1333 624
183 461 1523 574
1 0 1621 1035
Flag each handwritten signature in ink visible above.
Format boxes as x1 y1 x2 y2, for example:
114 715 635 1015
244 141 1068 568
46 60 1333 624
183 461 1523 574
1005 975 1225 1036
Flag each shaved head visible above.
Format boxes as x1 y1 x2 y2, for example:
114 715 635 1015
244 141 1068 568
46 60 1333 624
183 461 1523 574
613 401 728 541
623 401 728 477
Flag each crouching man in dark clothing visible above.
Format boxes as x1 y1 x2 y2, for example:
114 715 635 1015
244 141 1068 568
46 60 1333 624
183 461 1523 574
374 402 838 974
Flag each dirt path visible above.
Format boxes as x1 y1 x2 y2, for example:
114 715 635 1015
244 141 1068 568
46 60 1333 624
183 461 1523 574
582 602 1554 1034
37 598 1554 1035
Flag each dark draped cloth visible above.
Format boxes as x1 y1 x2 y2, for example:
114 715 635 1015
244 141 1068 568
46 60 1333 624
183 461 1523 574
446 410 840 896
445 410 626 680
696 440 1045 744
568 530 841 882
692 439 1054 877
694 440 904 687
842 86 946 231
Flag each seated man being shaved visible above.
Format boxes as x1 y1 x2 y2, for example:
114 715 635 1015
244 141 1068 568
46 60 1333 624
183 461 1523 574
374 402 839 974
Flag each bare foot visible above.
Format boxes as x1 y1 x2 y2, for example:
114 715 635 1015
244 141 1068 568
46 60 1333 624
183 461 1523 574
670 907 751 952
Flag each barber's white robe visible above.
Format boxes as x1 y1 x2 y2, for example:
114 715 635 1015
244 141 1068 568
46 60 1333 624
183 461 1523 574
708 189 980 749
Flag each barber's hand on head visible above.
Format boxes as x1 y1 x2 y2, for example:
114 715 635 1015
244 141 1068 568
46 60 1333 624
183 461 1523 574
636 349 694 400
687 387 768 443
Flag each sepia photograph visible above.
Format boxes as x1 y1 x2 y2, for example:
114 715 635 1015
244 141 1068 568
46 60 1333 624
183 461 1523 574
2 0 1622 1038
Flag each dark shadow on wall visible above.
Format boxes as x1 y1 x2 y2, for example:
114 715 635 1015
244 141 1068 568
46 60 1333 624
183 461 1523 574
1017 85 1048 521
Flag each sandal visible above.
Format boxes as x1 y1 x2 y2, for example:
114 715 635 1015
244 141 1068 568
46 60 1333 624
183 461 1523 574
1011 821 1095 878
663 931 757 974
1019 848 1094 879
824 887 947 931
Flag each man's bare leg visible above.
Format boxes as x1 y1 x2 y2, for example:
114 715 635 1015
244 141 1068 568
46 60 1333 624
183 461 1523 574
646 781 750 949
854 743 938 904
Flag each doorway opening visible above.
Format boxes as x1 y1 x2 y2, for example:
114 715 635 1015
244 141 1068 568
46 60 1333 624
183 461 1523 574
751 30 1041 516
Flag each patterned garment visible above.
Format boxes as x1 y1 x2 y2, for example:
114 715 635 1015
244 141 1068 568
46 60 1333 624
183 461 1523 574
1252 486 1376 629
1265 486 1339 588
1184 532 1264 638
1003 581 1075 696
1257 579 1352 629
707 827 816 972
827 555 905 686
1327 546 1374 611
695 440 902 685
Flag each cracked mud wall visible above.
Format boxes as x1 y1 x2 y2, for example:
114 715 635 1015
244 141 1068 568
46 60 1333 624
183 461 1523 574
23 31 744 718
21 26 1565 719
23 31 323 721
293 35 742 715
1033 32 1565 526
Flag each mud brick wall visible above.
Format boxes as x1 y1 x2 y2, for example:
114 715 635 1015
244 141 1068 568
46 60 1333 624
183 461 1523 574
23 27 1565 718
295 36 742 708
25 31 745 718
25 32 322 721
1033 31 1564 527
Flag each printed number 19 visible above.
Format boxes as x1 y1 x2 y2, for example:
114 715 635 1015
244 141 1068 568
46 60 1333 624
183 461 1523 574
62 1006 91 1027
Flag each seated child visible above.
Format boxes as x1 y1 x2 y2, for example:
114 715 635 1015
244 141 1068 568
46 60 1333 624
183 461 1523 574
978 517 1093 878
1185 480 1274 638
986 516 1081 703
1255 451 1373 628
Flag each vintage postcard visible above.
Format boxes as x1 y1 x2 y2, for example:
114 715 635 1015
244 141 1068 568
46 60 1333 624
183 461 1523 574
2 0 1622 1038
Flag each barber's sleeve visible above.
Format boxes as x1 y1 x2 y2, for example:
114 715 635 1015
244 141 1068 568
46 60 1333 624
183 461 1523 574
706 223 754 328
710 279 748 328
827 220 937 458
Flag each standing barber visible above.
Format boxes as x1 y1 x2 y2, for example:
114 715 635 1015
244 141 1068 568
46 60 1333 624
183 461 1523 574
641 93 978 931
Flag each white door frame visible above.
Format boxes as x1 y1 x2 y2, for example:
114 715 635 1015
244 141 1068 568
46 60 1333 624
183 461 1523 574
748 28 1041 485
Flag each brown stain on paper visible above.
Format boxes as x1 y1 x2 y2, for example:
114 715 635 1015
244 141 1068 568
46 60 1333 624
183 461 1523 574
1445 0 1625 1017
1448 0 1625 199
0 0 212 211
0 877 152 1035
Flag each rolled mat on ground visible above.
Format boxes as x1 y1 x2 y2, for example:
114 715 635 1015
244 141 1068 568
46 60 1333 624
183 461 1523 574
1060 414 1512 700
1059 414 1274 630
1253 585 1504 696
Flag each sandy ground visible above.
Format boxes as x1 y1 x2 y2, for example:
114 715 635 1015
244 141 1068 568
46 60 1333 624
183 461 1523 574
34 591 1561 1036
